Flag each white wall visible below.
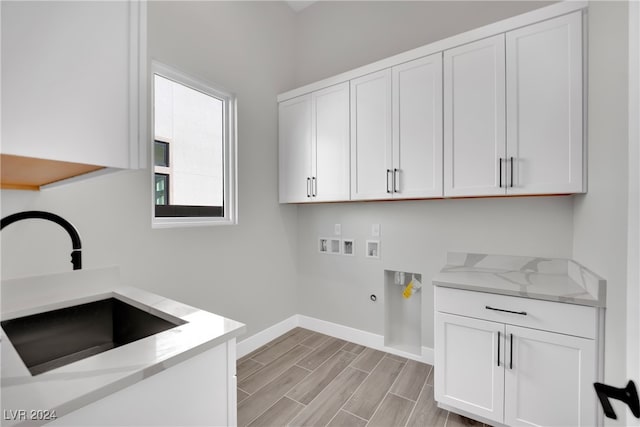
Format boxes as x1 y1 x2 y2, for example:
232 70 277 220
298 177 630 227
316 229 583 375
573 2 630 424
627 2 640 425
298 198 575 349
0 1 299 339
292 0 554 87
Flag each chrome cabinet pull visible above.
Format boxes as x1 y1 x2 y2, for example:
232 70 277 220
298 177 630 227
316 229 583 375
312 177 317 197
393 168 400 193
306 177 311 198
386 169 392 193
485 305 527 316
499 158 503 188
510 333 514 370
510 157 514 188
497 331 501 367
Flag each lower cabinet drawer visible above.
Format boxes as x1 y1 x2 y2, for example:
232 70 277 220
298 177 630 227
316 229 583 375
435 286 598 339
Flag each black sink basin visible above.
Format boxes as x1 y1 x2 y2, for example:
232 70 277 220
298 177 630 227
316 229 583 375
1 298 185 376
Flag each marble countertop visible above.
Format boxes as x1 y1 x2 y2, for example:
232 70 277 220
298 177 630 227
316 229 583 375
433 252 606 307
1 267 246 427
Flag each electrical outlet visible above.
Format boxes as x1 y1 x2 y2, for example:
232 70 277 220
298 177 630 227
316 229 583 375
372 224 380 237
334 224 341 236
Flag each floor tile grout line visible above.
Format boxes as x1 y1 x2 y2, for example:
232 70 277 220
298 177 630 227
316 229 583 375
403 365 433 425
240 344 314 389
365 356 412 426
296 365 314 373
249 328 312 365
237 386 251 395
289 347 371 420
383 354 409 364
287 347 362 413
389 391 417 403
304 334 331 350
350 365 370 374
244 358 266 367
325 410 341 426
240 369 312 427
298 343 315 350
285 394 307 407
341 408 370 423
238 343 316 413
297 339 348 374
333 350 386 421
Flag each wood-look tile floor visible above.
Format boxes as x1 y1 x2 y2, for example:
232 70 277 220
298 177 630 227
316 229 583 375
237 328 488 427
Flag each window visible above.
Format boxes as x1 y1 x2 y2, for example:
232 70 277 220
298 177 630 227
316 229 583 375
151 62 237 227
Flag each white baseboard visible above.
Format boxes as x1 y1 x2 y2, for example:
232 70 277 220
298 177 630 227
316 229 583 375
298 315 433 365
236 315 299 358
237 314 434 365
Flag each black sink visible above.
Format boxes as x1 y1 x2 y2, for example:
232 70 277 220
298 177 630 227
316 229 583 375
1 298 185 376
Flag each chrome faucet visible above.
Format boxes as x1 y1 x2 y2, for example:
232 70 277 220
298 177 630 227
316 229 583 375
1 211 82 270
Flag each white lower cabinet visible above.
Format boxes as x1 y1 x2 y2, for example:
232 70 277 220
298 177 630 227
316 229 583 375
435 312 505 423
435 287 602 427
49 339 238 426
504 326 595 427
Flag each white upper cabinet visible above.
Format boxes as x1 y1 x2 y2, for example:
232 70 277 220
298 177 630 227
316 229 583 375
445 12 584 198
444 34 506 197
279 94 312 203
278 3 586 203
506 11 584 195
351 55 443 201
313 83 350 202
350 69 393 200
278 83 350 203
1 1 145 171
392 54 443 199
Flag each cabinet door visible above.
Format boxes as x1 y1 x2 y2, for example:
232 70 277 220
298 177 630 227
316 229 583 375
1 1 142 169
444 34 506 197
312 82 350 202
350 69 393 200
435 312 505 423
504 326 596 427
506 12 584 195
392 54 443 199
279 95 312 203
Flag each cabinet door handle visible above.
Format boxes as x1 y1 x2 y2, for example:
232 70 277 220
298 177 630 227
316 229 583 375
498 158 503 188
510 157 514 188
510 333 514 370
307 177 311 198
497 331 501 367
386 169 392 193
485 305 527 316
393 168 400 193
312 177 317 197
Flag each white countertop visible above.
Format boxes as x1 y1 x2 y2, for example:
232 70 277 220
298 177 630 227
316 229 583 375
432 252 606 307
1 267 246 426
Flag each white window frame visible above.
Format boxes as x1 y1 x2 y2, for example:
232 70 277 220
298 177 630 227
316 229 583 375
150 61 238 228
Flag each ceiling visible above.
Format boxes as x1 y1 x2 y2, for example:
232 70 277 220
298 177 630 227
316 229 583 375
286 1 316 13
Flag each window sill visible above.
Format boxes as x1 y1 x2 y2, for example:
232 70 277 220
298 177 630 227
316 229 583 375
152 216 237 229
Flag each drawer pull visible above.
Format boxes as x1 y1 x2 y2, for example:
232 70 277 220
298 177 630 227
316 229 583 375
485 306 527 316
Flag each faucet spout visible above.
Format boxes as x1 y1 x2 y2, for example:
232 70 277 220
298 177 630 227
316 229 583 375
1 211 83 270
